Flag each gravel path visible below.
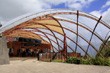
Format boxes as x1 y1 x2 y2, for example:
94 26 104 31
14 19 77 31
0 59 110 73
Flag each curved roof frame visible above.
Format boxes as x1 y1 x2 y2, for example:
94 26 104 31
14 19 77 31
2 11 108 45
6 29 58 52
31 28 63 51
39 36 59 52
27 28 91 57
4 20 104 57
4 21 61 50
7 29 61 52
6 28 91 56
26 29 75 52
1 9 110 34
34 30 60 52
46 11 110 29
33 29 75 53
4 21 102 57
85 16 102 56
31 22 61 50
1 9 110 57
11 15 104 51
19 22 102 55
11 27 91 57
57 18 104 42
23 29 75 53
4 17 104 44
6 28 75 53
34 15 106 43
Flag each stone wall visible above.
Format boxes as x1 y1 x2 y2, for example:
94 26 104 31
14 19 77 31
0 36 9 65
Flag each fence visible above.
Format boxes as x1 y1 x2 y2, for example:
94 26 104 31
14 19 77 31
39 52 81 61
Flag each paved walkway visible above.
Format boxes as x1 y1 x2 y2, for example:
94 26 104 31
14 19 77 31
0 59 110 73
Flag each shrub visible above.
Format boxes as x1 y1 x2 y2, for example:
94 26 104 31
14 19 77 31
65 57 78 64
108 57 110 66
80 59 89 64
88 57 95 65
104 58 110 66
65 56 110 66
52 60 62 62
94 57 105 65
91 57 110 66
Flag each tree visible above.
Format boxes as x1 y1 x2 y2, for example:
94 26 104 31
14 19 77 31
98 41 110 58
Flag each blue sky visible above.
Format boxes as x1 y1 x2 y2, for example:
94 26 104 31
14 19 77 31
51 0 108 12
84 0 107 12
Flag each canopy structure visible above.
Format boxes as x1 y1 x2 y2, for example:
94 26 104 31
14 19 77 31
0 9 110 57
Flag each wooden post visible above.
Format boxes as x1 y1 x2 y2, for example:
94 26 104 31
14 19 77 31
64 33 67 60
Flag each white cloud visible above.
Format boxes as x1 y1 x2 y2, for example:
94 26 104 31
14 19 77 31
91 0 110 25
90 0 110 25
42 0 94 10
67 0 94 10
68 3 82 10
90 11 101 17
90 8 110 25
43 0 67 5
102 0 110 9
0 0 49 24
0 0 95 24
102 8 110 25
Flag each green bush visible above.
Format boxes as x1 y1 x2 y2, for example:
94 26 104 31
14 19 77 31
80 59 89 64
94 57 105 65
64 56 110 66
98 41 110 58
80 57 110 66
104 58 110 66
41 56 110 66
52 60 62 62
65 57 78 64
88 57 95 65
80 57 95 65
108 57 110 66
92 57 110 66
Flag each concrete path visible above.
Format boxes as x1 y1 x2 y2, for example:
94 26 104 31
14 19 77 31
0 59 110 73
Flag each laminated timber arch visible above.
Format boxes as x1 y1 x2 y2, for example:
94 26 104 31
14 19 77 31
0 9 110 57
6 28 91 57
6 29 75 52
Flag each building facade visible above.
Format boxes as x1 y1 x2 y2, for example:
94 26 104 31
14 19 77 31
7 37 51 57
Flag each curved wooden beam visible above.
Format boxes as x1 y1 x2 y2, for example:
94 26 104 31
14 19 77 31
85 16 103 58
37 35 58 52
6 28 75 53
29 29 75 53
2 10 109 58
4 21 101 57
29 22 61 50
48 16 65 34
31 17 105 44
19 18 105 54
3 17 105 46
4 22 61 51
56 18 104 43
21 23 99 54
6 29 58 52
45 12 110 29
19 28 91 57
